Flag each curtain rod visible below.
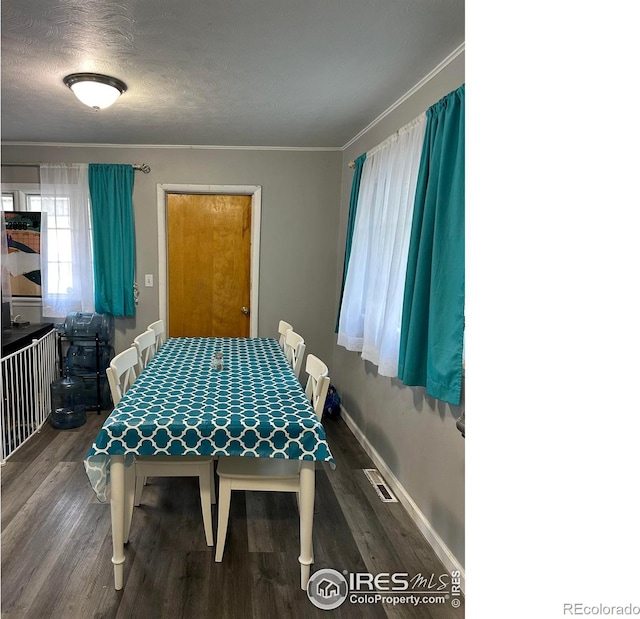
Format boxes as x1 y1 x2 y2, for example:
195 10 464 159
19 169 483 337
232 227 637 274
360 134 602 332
347 110 428 170
1 162 151 173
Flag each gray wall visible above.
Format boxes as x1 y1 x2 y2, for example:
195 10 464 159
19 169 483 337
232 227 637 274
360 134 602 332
333 52 465 567
1 145 342 364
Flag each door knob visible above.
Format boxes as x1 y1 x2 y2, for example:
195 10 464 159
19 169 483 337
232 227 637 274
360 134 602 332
241 306 250 315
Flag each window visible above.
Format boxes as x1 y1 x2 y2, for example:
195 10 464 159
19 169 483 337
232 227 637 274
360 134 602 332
1 183 94 312
2 193 15 211
338 84 465 405
337 115 426 377
33 194 77 296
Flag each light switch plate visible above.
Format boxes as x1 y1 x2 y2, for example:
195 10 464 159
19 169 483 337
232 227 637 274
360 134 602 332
145 274 153 287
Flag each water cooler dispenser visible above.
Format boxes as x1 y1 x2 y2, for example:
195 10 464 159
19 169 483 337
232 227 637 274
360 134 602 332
55 312 115 415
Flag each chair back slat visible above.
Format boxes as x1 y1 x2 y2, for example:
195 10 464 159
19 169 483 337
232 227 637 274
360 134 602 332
304 354 330 419
107 346 139 406
134 329 157 371
284 329 305 378
278 320 293 351
148 320 166 350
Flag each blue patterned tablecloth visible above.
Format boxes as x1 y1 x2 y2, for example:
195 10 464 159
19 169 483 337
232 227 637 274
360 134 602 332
84 337 335 502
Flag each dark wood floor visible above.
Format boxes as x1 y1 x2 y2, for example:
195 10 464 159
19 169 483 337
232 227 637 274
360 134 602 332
1 412 465 619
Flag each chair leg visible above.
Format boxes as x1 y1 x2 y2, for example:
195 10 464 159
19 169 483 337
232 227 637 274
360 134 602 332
134 473 144 506
298 463 315 590
124 462 136 543
294 491 314 563
210 461 216 505
198 470 214 547
215 478 232 562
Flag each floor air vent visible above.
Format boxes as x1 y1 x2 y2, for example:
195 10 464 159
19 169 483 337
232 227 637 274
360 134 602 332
363 469 398 503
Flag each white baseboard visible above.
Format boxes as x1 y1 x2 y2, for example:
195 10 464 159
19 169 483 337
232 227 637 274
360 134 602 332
339 405 465 593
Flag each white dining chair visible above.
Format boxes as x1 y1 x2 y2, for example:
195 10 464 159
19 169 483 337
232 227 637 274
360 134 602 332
148 319 166 351
106 346 139 407
214 353 330 562
277 320 293 351
133 329 156 372
131 329 158 497
283 329 306 378
106 345 215 546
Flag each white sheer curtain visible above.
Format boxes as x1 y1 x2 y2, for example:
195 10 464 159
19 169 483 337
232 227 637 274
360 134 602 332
337 114 426 377
40 164 94 318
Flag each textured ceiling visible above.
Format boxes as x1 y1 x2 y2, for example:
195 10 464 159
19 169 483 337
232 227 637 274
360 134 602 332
1 0 464 148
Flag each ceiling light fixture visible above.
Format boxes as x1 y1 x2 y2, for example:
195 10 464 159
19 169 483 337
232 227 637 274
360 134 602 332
63 73 127 111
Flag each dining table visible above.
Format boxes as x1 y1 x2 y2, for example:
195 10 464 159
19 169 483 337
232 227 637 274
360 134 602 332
84 336 335 591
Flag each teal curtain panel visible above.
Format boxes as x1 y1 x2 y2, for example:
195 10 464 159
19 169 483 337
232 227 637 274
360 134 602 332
88 164 136 317
335 152 366 332
398 85 465 405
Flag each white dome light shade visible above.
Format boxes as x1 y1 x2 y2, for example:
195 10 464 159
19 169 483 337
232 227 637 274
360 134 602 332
63 73 127 110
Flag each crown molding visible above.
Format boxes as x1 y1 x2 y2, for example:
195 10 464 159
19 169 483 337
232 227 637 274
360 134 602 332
341 42 465 151
0 141 342 152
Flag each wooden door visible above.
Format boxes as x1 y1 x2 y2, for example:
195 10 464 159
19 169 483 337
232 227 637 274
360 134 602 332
167 193 251 337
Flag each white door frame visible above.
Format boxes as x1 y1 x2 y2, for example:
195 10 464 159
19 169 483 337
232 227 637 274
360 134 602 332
156 184 262 337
